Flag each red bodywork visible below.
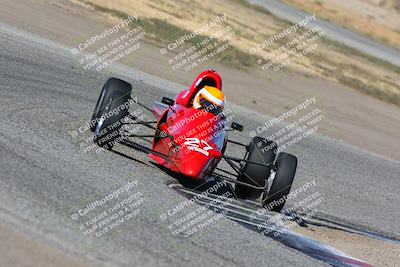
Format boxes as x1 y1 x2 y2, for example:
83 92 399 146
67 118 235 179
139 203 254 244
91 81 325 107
149 70 227 180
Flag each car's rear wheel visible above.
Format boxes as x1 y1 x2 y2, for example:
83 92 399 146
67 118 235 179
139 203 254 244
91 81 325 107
235 136 276 200
91 78 132 149
263 152 297 212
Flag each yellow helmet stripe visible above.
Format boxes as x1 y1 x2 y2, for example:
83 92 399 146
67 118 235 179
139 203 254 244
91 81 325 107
199 88 224 107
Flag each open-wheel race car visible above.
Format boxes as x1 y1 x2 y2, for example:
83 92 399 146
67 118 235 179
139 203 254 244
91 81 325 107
90 69 297 212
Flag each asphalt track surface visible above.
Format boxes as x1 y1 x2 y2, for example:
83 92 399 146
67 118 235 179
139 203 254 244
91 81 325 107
0 22 399 266
246 0 400 67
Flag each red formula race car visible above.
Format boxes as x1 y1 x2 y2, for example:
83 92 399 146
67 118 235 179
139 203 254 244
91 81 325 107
90 70 297 212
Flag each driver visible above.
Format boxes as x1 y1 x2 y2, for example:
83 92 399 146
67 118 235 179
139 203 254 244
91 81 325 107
193 86 225 115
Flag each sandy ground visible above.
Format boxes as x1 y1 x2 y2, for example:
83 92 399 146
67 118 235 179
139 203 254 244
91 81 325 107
0 0 399 266
76 0 400 109
284 0 400 48
293 224 400 267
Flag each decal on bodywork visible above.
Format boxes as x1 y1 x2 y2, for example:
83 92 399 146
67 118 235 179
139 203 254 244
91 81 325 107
184 138 213 156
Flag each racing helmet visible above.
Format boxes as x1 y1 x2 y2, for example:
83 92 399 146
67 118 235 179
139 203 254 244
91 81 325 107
193 86 225 115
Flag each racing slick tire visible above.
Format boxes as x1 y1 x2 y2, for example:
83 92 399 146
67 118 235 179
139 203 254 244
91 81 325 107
235 136 276 200
263 152 297 212
91 78 132 149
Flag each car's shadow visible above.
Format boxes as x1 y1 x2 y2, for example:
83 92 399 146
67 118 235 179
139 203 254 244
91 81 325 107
150 161 236 195
110 149 149 166
110 139 371 266
108 139 154 167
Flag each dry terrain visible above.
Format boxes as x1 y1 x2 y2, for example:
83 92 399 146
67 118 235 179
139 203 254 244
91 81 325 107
75 0 400 107
293 224 400 267
284 0 400 49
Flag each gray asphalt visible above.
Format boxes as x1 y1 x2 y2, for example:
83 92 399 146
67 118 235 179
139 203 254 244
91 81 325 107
246 0 400 66
0 22 399 267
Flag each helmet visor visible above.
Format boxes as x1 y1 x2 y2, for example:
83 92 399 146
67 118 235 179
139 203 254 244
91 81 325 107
199 95 223 115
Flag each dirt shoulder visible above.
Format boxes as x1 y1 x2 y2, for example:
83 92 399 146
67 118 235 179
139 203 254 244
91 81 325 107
76 0 400 107
283 0 400 49
292 224 400 267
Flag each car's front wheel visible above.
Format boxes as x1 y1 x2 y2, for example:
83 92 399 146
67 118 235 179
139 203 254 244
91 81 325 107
235 136 276 200
91 78 132 149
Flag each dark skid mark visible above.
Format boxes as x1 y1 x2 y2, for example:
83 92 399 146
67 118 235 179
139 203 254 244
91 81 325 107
169 182 372 267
